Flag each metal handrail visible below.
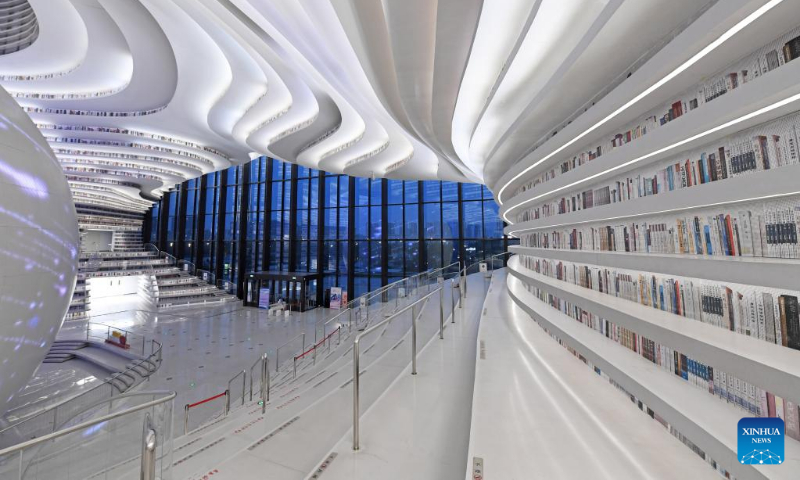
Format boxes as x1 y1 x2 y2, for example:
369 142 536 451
352 288 441 450
0 390 176 460
0 332 163 440
275 332 306 372
162 252 177 265
227 370 246 409
248 353 270 403
320 307 351 336
293 326 341 376
426 261 461 280
177 259 196 275
196 268 215 283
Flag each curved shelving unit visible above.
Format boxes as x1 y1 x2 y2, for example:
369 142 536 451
509 245 800 291
501 59 800 224
495 4 800 477
506 269 800 480
493 0 800 203
507 256 800 404
506 161 800 235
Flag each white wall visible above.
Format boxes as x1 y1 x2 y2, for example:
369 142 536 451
82 230 113 252
88 275 142 298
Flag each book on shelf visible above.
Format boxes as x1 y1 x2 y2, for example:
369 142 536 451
518 271 800 438
511 27 800 203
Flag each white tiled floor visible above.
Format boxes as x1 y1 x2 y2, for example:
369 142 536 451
58 299 334 433
465 270 718 480
8 271 733 480
318 275 488 480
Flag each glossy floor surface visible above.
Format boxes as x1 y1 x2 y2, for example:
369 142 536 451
5 270 730 479
466 271 717 480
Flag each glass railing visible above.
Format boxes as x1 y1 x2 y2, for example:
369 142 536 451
0 326 162 448
178 255 509 435
0 390 175 480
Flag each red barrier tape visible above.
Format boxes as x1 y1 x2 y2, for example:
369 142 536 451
187 391 226 409
294 326 341 360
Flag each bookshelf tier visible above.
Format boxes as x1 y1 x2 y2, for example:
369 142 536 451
507 256 800 406
495 0 800 204
500 58 800 223
506 269 800 480
509 246 800 291
505 161 800 236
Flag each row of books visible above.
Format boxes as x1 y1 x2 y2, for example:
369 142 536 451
521 199 800 259
512 25 800 201
518 277 800 441
519 254 800 350
547 329 732 476
36 123 228 157
516 112 800 223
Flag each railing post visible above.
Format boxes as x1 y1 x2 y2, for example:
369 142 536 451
293 357 297 379
52 407 57 432
337 326 341 346
261 354 269 414
140 413 156 480
353 337 361 451
411 303 419 375
183 404 189 435
451 279 456 323
249 364 255 402
348 308 353 332
241 371 246 406
439 280 444 339
224 390 230 416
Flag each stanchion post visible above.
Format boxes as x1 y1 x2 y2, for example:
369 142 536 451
140 413 156 480
411 303 419 375
261 354 269 413
241 370 246 406
451 279 456 323
353 337 361 450
183 404 189 435
439 278 444 340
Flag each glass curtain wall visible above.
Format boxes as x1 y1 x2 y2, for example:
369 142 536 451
149 156 514 301
201 172 221 271
245 157 267 274
322 173 349 297
164 189 179 256
182 178 200 262
221 166 243 286
148 203 159 244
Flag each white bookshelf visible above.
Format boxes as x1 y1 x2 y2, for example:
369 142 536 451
507 256 800 407
507 273 800 480
505 161 800 235
501 58 800 222
509 245 800 291
495 0 800 201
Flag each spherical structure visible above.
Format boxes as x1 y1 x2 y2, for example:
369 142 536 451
0 85 79 415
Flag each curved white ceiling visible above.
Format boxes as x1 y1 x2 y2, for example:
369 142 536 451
0 0 722 214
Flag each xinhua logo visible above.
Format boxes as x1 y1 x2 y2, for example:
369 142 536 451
738 417 784 465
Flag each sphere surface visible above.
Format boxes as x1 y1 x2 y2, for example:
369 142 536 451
0 85 79 415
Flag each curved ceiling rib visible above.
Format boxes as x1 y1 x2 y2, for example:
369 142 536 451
0 0 748 217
